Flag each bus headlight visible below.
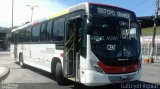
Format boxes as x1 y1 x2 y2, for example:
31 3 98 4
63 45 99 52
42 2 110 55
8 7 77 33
90 60 104 73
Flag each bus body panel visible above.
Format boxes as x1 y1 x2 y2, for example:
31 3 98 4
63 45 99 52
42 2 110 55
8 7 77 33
11 42 64 73
79 56 87 84
23 43 63 73
10 44 14 59
17 44 23 61
23 44 31 64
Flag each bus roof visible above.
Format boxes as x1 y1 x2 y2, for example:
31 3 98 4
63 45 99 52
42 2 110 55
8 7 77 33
12 2 88 32
12 2 134 32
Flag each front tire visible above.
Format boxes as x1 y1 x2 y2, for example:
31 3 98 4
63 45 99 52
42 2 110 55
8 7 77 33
55 62 65 85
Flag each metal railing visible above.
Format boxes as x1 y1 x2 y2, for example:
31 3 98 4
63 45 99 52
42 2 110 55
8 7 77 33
141 36 160 62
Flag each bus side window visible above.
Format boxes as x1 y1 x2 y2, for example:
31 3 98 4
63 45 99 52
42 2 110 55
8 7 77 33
25 27 31 42
40 22 48 41
31 24 41 42
15 32 19 44
46 20 53 41
11 32 15 44
19 29 25 43
52 18 65 41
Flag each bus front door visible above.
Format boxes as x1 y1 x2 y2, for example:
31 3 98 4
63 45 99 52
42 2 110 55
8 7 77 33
64 19 82 80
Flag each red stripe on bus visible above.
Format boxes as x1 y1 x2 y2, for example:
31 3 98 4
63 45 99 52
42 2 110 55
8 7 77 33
97 60 140 74
60 53 64 58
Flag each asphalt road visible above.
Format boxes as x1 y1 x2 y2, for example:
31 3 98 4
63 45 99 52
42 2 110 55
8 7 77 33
0 51 160 89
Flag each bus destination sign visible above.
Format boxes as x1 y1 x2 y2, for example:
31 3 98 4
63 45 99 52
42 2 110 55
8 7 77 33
97 7 130 19
90 5 134 19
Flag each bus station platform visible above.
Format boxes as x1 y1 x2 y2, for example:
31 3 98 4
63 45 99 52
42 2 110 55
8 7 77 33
0 66 9 82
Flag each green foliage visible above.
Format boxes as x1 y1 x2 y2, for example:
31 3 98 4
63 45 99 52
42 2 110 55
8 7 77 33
141 26 160 36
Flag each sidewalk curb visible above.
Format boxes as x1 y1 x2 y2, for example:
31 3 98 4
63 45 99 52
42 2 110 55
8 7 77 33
0 67 10 82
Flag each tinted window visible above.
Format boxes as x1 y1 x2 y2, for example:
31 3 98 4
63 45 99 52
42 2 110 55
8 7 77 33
46 20 53 41
15 32 19 44
52 18 65 41
19 29 25 43
40 22 48 41
25 27 31 42
40 21 52 41
32 24 40 42
11 32 15 43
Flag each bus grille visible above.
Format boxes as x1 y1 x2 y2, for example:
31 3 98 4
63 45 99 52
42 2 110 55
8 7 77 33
108 73 136 83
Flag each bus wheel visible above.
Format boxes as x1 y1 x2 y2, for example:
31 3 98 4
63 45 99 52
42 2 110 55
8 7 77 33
55 62 65 85
19 54 25 68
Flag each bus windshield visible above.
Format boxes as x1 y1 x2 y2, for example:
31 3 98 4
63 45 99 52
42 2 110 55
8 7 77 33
89 17 140 60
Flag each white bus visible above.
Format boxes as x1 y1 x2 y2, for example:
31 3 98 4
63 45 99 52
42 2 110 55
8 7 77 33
10 2 142 86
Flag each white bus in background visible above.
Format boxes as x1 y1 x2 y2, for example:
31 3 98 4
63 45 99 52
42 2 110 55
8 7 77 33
10 2 142 86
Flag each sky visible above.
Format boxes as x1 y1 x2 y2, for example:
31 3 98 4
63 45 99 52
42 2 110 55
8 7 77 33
0 0 156 27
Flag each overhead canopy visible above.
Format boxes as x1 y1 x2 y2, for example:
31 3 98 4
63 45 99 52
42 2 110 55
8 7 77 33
138 15 160 28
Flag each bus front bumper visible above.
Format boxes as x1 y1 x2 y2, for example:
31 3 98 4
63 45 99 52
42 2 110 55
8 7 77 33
84 69 142 86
